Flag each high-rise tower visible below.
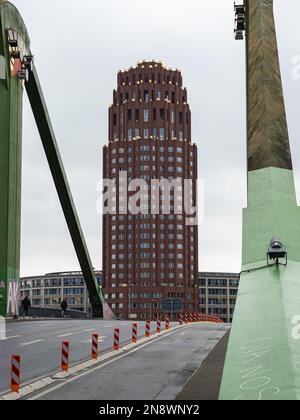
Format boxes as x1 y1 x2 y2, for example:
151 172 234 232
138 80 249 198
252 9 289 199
103 61 198 320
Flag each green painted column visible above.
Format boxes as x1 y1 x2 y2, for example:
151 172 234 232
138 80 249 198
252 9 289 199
0 1 30 316
219 0 300 400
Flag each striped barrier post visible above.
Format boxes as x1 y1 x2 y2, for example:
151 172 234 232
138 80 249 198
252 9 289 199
156 318 161 334
132 323 138 343
179 313 184 325
193 313 196 322
185 313 189 324
11 355 21 393
145 320 151 337
165 315 170 330
91 334 99 359
189 313 193 323
61 341 69 372
198 313 201 322
114 328 120 350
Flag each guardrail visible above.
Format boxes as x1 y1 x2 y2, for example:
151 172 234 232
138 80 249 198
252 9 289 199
18 307 88 319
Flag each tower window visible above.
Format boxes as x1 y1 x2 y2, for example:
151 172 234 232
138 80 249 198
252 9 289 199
160 128 165 140
144 109 149 122
171 111 175 124
153 109 157 121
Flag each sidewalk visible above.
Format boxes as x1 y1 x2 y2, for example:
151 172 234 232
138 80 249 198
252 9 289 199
176 330 230 400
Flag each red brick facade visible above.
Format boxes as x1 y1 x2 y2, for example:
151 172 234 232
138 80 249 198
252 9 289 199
103 61 198 320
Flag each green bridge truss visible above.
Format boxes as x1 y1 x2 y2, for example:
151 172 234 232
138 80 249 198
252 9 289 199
220 1 300 400
0 1 104 318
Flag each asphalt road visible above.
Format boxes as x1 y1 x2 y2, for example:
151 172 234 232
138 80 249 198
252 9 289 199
31 323 229 400
0 319 169 393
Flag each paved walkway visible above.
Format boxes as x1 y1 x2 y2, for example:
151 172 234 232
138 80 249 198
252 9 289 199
176 331 230 400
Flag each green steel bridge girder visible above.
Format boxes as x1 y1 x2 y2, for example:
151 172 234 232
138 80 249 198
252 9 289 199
0 0 27 316
25 66 104 318
0 1 104 318
220 0 300 400
219 168 300 400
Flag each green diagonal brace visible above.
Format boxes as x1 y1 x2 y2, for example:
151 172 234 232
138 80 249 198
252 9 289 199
25 66 103 318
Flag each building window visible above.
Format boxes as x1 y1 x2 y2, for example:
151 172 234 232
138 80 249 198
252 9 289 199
144 109 149 122
144 128 149 139
171 110 175 124
160 128 165 140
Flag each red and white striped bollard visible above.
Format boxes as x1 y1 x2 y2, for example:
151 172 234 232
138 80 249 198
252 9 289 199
91 333 99 359
157 318 161 334
114 328 120 350
165 315 170 330
145 320 151 337
132 323 138 343
11 355 21 393
61 341 69 372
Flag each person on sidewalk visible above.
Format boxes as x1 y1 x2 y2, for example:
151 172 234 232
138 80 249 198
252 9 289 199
61 299 68 318
21 296 31 317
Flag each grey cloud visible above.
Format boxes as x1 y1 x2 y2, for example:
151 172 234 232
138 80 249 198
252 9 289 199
10 0 300 276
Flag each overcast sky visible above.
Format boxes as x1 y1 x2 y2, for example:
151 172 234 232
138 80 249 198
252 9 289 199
12 0 300 277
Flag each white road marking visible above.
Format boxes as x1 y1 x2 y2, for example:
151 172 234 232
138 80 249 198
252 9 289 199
20 340 44 347
56 332 75 338
81 336 107 344
56 329 98 338
39 324 55 327
0 335 22 341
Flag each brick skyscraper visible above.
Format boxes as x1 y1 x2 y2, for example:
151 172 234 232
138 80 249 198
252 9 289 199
103 61 198 320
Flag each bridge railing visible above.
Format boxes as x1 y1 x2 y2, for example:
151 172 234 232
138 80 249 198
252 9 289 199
18 307 88 320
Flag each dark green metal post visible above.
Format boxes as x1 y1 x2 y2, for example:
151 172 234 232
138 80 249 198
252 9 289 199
0 1 104 318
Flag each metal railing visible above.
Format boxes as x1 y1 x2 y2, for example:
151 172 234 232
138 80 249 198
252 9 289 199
18 307 88 319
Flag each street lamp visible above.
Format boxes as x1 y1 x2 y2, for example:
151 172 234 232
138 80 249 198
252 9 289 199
126 282 134 320
150 298 154 321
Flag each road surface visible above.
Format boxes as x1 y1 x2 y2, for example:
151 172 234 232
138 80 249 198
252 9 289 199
30 323 229 400
0 319 167 393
